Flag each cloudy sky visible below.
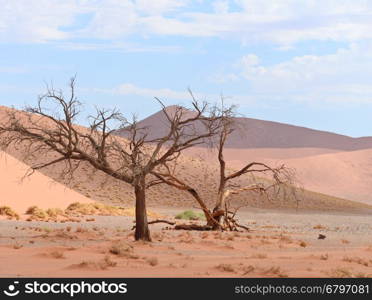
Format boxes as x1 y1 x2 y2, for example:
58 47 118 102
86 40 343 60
1 0 372 136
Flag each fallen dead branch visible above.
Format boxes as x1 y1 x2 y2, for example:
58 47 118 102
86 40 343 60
131 219 176 230
174 224 214 231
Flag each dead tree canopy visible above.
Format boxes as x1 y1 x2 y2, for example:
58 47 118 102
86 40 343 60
0 77 231 241
150 103 296 231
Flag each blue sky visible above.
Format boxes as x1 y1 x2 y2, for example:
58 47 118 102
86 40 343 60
1 0 372 137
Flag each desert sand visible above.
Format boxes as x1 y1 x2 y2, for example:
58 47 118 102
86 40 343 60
0 208 371 278
0 151 92 214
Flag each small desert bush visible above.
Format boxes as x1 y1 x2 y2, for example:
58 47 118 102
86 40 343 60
320 253 329 260
299 241 308 247
262 266 288 278
175 210 205 221
200 232 209 239
215 263 235 273
152 232 164 241
109 241 138 259
12 242 23 249
46 208 64 218
25 206 48 220
328 268 353 278
102 255 117 268
42 227 53 233
242 265 255 275
250 253 267 259
74 256 117 270
146 257 158 266
75 226 88 233
50 250 65 259
313 224 328 230
0 206 20 220
66 202 162 218
279 235 293 244
342 256 369 267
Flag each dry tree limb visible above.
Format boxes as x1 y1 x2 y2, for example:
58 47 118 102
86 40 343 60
131 219 176 230
235 223 250 231
174 224 214 231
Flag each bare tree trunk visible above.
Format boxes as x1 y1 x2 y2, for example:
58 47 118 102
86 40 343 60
211 188 227 228
134 176 151 241
210 130 228 228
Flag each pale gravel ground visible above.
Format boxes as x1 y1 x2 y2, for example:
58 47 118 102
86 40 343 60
1 207 370 248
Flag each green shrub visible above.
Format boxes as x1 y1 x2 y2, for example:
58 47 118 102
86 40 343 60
175 210 205 221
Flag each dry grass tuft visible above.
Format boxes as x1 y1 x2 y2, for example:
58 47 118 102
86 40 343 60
215 263 236 273
328 268 353 278
250 253 267 259
49 250 65 259
242 265 255 275
109 241 138 259
101 255 117 268
73 256 117 270
25 206 65 221
66 202 162 218
299 241 308 248
262 266 288 278
320 253 329 260
0 206 20 220
200 232 209 239
313 224 328 230
152 232 164 242
46 208 65 218
146 257 159 266
12 242 23 249
279 235 292 244
75 227 88 233
342 256 369 267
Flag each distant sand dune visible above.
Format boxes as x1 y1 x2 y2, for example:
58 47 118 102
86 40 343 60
116 106 372 150
220 148 372 205
0 151 92 214
0 105 370 212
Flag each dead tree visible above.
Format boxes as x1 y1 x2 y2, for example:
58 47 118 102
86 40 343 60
0 77 227 241
150 105 295 231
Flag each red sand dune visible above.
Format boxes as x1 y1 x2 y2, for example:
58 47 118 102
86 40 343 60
0 151 92 214
121 107 372 204
221 148 372 205
117 106 372 151
0 105 371 211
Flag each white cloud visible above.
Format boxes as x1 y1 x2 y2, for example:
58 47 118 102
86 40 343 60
213 1 229 14
57 41 181 53
235 43 372 103
94 83 193 101
0 0 82 42
3 1 372 45
92 83 244 105
134 0 187 15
